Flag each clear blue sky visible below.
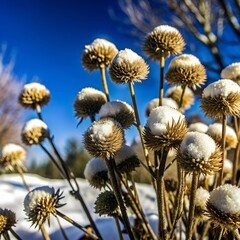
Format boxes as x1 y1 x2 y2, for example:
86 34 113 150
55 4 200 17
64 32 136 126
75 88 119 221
0 0 205 163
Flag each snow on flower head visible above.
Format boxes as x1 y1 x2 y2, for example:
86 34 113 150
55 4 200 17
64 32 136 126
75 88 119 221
2 143 25 158
99 100 135 128
188 122 208 133
221 62 240 84
196 187 210 210
168 54 201 68
85 38 116 51
77 87 106 100
114 48 142 64
23 82 48 91
22 119 47 133
153 25 179 33
91 120 115 141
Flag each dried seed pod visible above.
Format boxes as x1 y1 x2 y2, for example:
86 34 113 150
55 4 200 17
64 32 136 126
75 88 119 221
221 62 240 84
0 209 16 237
188 122 208 133
195 187 210 220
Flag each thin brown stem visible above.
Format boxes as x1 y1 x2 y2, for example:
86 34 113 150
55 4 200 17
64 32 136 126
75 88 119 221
179 85 186 109
40 225 51 240
159 56 165 107
232 229 240 240
232 141 240 185
199 221 211 240
3 232 10 240
16 166 30 192
215 227 223 240
9 229 22 240
56 215 69 240
113 215 124 240
100 65 110 102
35 104 43 121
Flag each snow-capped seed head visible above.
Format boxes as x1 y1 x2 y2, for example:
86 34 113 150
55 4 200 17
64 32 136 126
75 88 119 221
95 191 119 216
177 132 222 174
188 122 208 133
166 86 194 111
109 48 149 84
99 101 135 129
114 144 140 173
0 143 26 171
143 25 185 60
165 54 206 89
195 187 210 219
84 118 124 160
207 123 237 150
74 87 107 119
206 184 240 229
21 119 49 145
84 158 108 189
201 79 240 118
221 63 240 84
145 98 178 117
81 38 118 72
223 159 233 180
0 209 16 236
24 186 64 228
18 82 50 109
143 106 187 150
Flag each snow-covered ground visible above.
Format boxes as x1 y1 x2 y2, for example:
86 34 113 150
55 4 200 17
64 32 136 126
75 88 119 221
0 174 158 239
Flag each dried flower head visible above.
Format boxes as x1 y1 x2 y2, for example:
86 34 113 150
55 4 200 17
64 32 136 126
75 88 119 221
95 191 118 216
21 119 49 145
24 186 64 227
114 144 140 173
145 97 178 117
165 54 206 89
166 86 194 111
143 25 185 59
195 187 210 219
18 82 50 109
143 106 187 151
221 63 240 84
207 123 237 150
81 38 118 72
109 48 149 84
177 132 222 174
0 143 26 171
99 100 135 129
201 79 240 118
188 122 208 133
0 209 16 237
206 184 240 229
74 87 107 120
223 159 233 180
84 118 124 160
84 157 108 189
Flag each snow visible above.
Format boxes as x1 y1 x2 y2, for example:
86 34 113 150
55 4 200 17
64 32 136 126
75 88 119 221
208 184 240 215
168 54 201 68
114 144 136 165
85 39 117 51
203 79 240 98
188 122 208 133
1 143 25 157
0 174 158 240
76 87 105 100
207 123 237 140
221 62 240 81
153 25 179 33
90 120 115 141
195 187 209 210
113 49 142 64
23 82 48 91
23 119 48 133
146 106 185 135
180 132 216 160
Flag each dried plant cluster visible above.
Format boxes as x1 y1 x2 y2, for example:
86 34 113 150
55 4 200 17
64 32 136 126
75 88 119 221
1 25 240 240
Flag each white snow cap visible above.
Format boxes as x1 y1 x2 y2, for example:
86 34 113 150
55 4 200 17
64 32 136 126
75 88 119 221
147 106 185 135
2 143 25 157
114 145 136 165
224 159 233 173
188 122 208 133
99 100 134 118
24 186 55 214
23 119 48 133
196 187 210 210
166 85 194 96
90 119 115 141
208 184 240 215
153 25 179 33
221 62 240 80
85 38 117 51
84 158 107 181
76 87 106 101
207 123 237 140
180 132 216 160
147 98 178 110
168 54 201 69
114 48 142 64
23 82 49 91
203 79 240 98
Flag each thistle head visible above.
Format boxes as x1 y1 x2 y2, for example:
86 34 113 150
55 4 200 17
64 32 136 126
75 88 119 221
188 122 208 133
0 209 16 237
195 187 210 220
221 63 240 84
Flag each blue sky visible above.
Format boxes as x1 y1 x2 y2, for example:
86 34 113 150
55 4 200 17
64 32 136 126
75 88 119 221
0 0 205 163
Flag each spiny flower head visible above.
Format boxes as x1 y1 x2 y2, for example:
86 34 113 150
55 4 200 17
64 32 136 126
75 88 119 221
99 100 135 129
74 87 107 120
195 187 210 220
24 186 64 228
177 132 222 174
21 119 49 145
0 143 26 171
143 25 185 59
188 122 208 133
84 157 108 189
201 79 240 118
0 209 16 237
81 38 118 72
165 54 206 90
221 62 240 84
18 82 50 109
109 48 149 84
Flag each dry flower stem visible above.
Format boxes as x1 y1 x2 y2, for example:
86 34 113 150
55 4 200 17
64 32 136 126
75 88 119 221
186 172 199 240
159 56 165 107
105 158 135 240
232 141 240 185
40 225 50 240
9 229 22 240
100 65 110 102
113 215 124 240
16 166 30 192
199 221 211 240
56 210 99 240
3 232 10 240
232 229 240 240
56 216 69 240
179 85 186 109
215 227 223 240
